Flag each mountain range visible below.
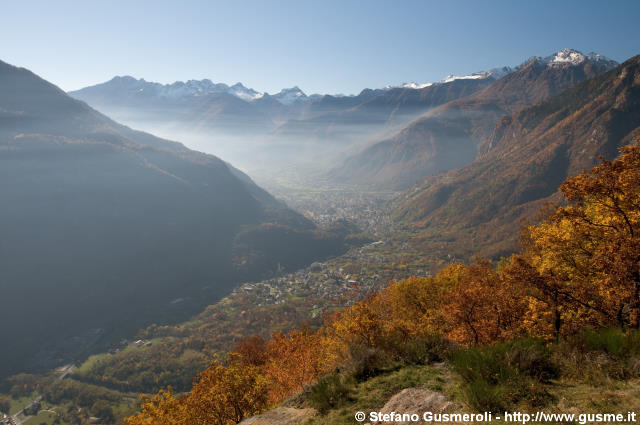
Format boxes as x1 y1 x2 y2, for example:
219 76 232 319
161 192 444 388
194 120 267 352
69 63 514 180
330 49 619 189
69 49 619 190
393 54 640 260
0 60 353 377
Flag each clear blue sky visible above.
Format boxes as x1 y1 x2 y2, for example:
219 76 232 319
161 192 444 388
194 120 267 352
2 0 638 95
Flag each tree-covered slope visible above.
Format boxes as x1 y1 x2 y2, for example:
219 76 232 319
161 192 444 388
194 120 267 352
394 55 640 259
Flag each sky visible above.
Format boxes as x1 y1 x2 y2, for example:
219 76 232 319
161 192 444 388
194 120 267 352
1 0 639 95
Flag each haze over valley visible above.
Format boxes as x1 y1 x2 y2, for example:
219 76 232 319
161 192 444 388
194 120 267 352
1 2 639 424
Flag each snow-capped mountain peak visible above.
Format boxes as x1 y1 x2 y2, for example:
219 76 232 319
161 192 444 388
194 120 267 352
98 77 269 101
386 82 434 90
272 86 307 105
440 66 513 83
383 66 512 91
531 49 617 68
229 82 264 101
544 48 587 66
87 77 312 104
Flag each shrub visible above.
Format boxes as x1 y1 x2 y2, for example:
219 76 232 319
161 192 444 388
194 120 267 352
557 328 640 382
306 374 353 414
463 379 507 412
504 338 558 382
575 328 640 358
342 345 391 382
450 338 556 411
392 334 451 365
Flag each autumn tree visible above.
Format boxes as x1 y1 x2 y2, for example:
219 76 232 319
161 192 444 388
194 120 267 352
124 360 269 425
521 142 640 331
329 294 384 348
442 259 528 345
263 329 341 403
124 388 186 425
231 335 269 366
185 361 269 425
379 276 449 342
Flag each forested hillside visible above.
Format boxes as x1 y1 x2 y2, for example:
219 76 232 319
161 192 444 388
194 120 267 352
124 141 640 425
394 55 640 260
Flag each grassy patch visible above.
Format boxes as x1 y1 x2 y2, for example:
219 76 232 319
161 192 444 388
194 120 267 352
9 394 36 415
304 365 444 425
75 353 110 375
557 328 640 384
450 338 557 412
23 410 59 425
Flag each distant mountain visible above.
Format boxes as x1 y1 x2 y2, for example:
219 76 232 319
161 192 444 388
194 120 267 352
69 76 281 132
271 86 308 105
0 60 351 377
74 76 263 103
68 71 504 181
393 54 640 260
271 73 502 159
331 49 618 189
438 66 513 84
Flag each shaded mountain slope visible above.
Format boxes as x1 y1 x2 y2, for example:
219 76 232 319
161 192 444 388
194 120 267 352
394 55 640 260
0 60 349 377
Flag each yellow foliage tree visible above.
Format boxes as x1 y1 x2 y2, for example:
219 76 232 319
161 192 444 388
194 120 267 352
520 142 640 333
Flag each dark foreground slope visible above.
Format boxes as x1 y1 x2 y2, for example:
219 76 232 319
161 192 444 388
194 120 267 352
394 55 640 259
333 50 617 189
0 61 349 377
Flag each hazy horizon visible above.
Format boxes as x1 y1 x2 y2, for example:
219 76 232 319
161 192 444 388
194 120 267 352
2 0 639 95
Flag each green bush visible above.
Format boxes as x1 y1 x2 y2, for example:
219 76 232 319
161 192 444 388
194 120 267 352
342 345 391 382
450 338 556 411
574 328 640 358
557 328 640 382
504 338 558 382
392 334 451 365
463 379 507 412
306 374 353 414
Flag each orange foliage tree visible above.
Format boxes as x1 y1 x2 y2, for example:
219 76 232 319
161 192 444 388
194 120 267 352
125 360 269 425
262 329 343 403
441 259 527 345
518 143 640 335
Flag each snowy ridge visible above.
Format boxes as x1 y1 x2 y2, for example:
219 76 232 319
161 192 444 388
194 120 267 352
107 76 265 101
385 66 512 91
441 66 513 83
530 48 617 68
112 77 313 104
82 49 614 105
272 87 307 105
394 82 434 89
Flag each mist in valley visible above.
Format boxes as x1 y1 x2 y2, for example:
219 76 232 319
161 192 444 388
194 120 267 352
2 2 639 423
75 102 425 192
